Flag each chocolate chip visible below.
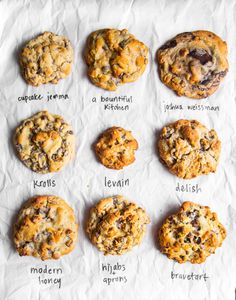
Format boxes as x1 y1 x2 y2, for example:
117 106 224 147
193 236 201 244
200 78 211 85
184 235 191 243
217 70 227 78
189 49 212 65
161 39 177 50
102 66 110 73
15 144 23 152
112 196 119 205
191 219 199 228
119 40 128 48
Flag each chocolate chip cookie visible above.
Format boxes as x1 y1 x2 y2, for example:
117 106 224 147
84 29 148 91
158 119 221 179
86 195 150 255
14 111 75 173
159 201 226 264
94 126 138 170
157 31 228 98
14 195 78 260
20 32 73 86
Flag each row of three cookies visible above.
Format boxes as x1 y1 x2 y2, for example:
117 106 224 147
14 194 226 264
20 30 228 98
14 111 221 179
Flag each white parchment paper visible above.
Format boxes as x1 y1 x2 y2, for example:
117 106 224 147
0 0 236 299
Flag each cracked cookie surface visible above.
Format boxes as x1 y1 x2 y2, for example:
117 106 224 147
157 31 228 99
94 126 138 170
14 195 78 260
20 31 73 86
158 119 221 179
158 201 226 264
14 111 75 174
84 28 148 91
86 195 150 255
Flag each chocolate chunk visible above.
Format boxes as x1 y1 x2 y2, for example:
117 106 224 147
217 70 227 78
189 49 212 65
193 236 201 244
200 78 211 85
161 39 177 50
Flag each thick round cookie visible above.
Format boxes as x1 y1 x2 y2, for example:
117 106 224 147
158 119 221 179
86 195 150 255
157 31 228 99
159 201 226 264
14 195 78 260
94 126 138 170
14 111 75 174
20 31 73 86
84 29 148 91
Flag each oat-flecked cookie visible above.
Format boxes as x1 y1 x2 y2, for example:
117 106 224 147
159 201 226 264
94 126 138 170
14 111 75 174
157 31 228 99
86 195 150 255
14 195 78 260
84 29 148 91
158 120 221 179
20 32 73 86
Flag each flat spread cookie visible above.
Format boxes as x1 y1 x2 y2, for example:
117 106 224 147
84 28 148 91
157 31 228 98
158 201 226 264
86 195 150 255
14 111 75 173
158 119 221 179
94 126 138 170
14 195 78 260
20 31 73 86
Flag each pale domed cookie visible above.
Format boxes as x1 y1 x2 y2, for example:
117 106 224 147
86 195 150 255
14 195 78 260
20 31 73 86
158 201 226 264
158 119 221 179
84 28 148 91
94 126 138 170
14 111 75 174
157 31 228 99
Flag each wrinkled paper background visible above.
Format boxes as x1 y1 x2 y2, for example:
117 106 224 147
0 0 236 299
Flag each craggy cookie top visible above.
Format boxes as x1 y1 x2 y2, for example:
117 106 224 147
94 126 138 170
20 31 73 86
14 111 75 174
14 195 78 260
84 29 148 91
86 195 150 255
157 31 228 99
158 119 221 179
159 201 226 264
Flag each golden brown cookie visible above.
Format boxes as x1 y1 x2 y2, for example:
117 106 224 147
158 119 221 179
157 31 228 99
14 195 78 260
94 126 138 170
14 111 75 174
84 28 148 91
86 195 150 255
159 201 226 264
20 31 73 86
